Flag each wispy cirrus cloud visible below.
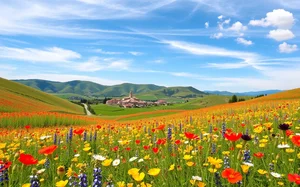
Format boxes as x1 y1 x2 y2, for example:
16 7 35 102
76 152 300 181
0 46 81 63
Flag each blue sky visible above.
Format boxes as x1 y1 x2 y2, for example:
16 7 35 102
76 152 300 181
0 0 300 92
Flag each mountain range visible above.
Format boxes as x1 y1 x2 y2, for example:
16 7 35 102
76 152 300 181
13 79 282 98
13 79 206 98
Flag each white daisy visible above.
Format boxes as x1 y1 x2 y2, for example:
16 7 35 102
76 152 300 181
74 154 80 157
37 169 46 175
129 157 138 162
112 159 120 166
270 172 281 178
138 159 144 163
242 162 254 167
192 176 202 181
93 154 106 161
40 135 52 140
277 144 290 149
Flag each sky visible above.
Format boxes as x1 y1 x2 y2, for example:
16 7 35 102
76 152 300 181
0 0 300 92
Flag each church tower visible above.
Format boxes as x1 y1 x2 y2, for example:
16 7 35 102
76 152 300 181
129 91 133 98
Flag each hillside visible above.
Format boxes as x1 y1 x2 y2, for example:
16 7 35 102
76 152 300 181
205 90 282 96
13 79 204 99
251 88 300 101
0 78 84 114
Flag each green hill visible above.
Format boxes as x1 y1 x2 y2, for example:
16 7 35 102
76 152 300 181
0 78 84 114
13 79 205 99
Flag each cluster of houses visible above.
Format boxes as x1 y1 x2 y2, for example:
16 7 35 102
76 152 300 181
106 91 167 108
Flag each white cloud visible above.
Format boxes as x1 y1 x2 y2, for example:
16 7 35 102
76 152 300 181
205 22 209 29
267 29 295 41
0 64 17 71
73 57 131 72
236 38 253 46
218 19 231 30
211 33 223 39
228 22 247 33
129 51 144 56
152 59 165 64
0 46 81 63
279 42 298 53
218 15 224 20
249 9 295 29
95 49 123 55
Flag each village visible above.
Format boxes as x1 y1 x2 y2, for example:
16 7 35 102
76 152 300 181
106 91 168 108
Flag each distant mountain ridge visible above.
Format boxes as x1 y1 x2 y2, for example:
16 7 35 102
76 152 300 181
204 90 282 96
13 79 206 98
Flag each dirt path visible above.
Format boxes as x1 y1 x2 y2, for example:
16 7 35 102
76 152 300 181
82 103 92 116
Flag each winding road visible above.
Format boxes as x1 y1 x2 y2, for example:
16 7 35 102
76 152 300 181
82 103 92 116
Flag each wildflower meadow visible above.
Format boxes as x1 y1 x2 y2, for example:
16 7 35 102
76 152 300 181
0 100 300 187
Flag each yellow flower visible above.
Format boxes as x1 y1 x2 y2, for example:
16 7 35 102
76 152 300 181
66 167 73 177
38 159 47 165
132 172 145 182
127 183 134 187
102 159 113 166
117 181 126 187
222 151 230 156
56 180 68 187
254 126 263 133
186 162 194 167
71 157 78 162
236 144 243 149
140 182 152 187
0 143 6 149
183 155 193 160
190 180 196 185
207 157 222 169
169 164 175 171
22 184 30 187
241 165 250 173
128 168 140 176
83 147 91 152
286 149 295 153
277 182 284 186
259 143 266 148
197 182 206 187
257 169 267 175
208 168 217 173
148 168 161 176
144 155 151 160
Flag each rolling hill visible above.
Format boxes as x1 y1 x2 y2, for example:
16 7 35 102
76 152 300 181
205 90 282 96
0 78 84 114
13 79 205 99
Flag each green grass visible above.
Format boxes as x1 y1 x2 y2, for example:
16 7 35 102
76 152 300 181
91 95 252 120
0 78 84 114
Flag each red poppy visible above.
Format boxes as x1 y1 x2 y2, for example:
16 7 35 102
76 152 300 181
291 135 300 147
96 125 101 129
74 128 85 135
18 153 38 165
156 125 165 130
286 130 294 137
0 161 12 172
125 147 131 151
112 146 119 152
135 140 141 145
156 138 166 145
143 145 150 150
152 147 159 154
175 140 181 145
222 168 242 184
25 125 31 129
288 174 300 184
253 152 264 158
38 145 58 155
224 132 242 142
184 132 199 140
